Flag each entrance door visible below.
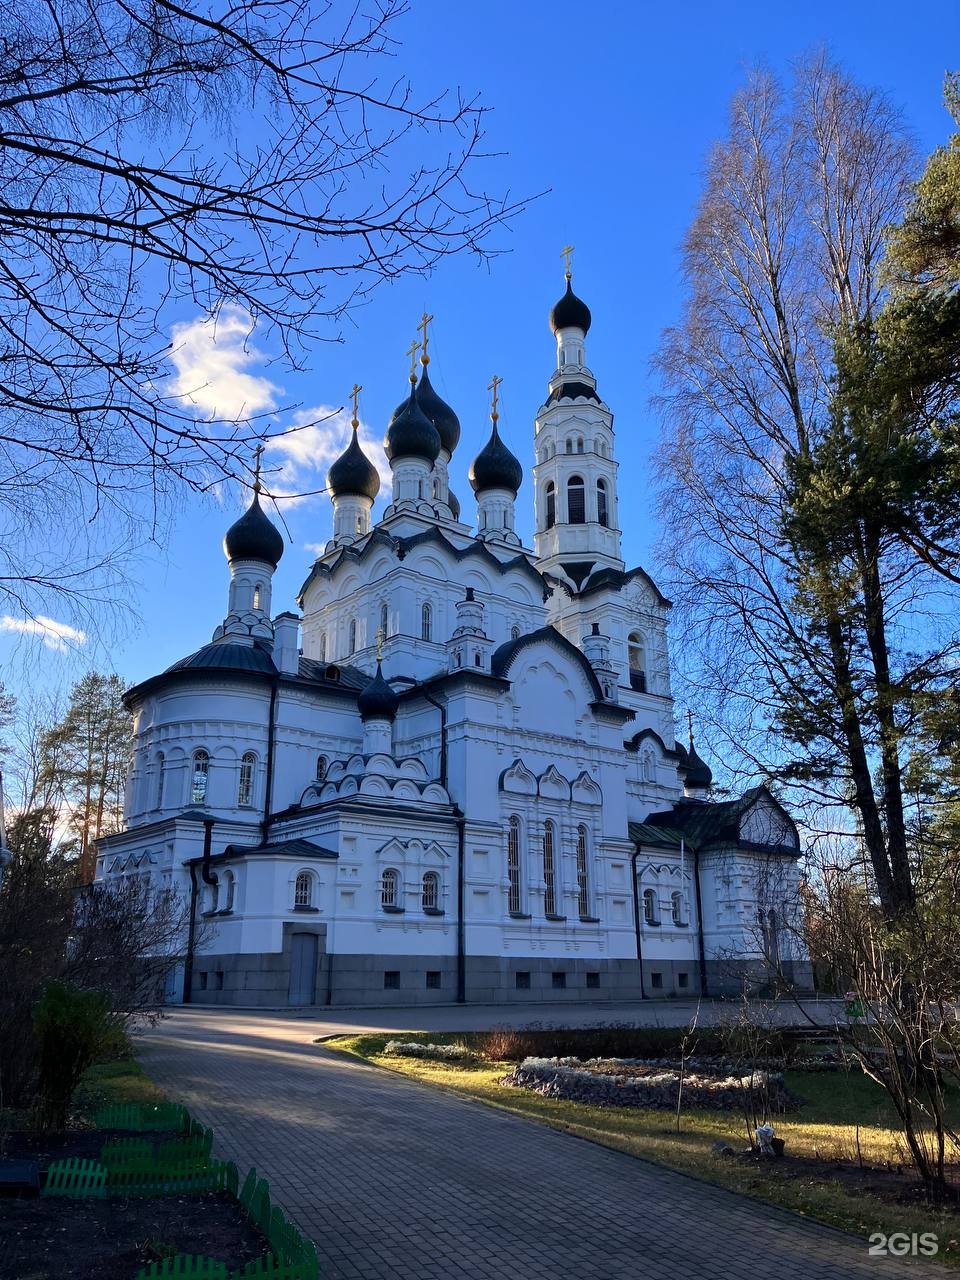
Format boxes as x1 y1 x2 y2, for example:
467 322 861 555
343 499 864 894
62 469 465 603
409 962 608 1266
288 932 318 1006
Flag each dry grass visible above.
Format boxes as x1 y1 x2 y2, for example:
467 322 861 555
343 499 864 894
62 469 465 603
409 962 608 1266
328 1033 960 1266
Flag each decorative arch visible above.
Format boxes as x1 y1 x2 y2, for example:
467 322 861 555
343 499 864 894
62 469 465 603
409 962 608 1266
499 759 538 796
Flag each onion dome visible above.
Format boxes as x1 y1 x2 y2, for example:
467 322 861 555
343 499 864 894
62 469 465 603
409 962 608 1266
357 661 399 722
469 423 523 496
685 739 713 791
448 488 461 520
416 366 461 454
384 383 441 464
223 492 284 567
549 280 592 335
327 425 380 501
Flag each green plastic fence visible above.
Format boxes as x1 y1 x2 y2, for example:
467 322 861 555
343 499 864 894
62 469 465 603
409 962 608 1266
95 1102 189 1132
239 1166 258 1212
135 1257 230 1280
106 1158 233 1197
43 1157 107 1198
101 1137 155 1167
234 1259 317 1279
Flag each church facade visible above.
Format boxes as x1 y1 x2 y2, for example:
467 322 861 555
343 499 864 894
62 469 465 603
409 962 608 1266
96 272 810 1007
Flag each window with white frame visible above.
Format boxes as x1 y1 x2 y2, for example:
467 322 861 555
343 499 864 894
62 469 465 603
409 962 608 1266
381 867 400 909
545 482 556 529
643 887 658 925
191 750 209 804
422 871 440 911
421 603 432 642
597 479 608 527
294 871 313 908
542 820 557 915
576 825 590 917
671 890 684 926
238 752 256 807
628 633 647 693
507 815 522 914
567 475 586 524
510 625 521 641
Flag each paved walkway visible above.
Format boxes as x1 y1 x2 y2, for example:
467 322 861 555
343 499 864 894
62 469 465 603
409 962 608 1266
139 1011 945 1279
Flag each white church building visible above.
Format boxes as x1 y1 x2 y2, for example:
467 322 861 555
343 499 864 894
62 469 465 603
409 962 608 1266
97 271 810 1006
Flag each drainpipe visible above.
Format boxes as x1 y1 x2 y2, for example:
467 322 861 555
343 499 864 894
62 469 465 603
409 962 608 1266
261 677 280 843
693 844 708 998
630 847 647 999
183 816 216 1003
422 690 465 1004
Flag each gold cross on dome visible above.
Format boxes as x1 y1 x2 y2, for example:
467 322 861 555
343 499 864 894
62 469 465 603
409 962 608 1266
252 443 265 493
375 627 385 661
488 374 502 422
349 383 362 429
561 244 575 280
405 339 420 381
418 312 434 363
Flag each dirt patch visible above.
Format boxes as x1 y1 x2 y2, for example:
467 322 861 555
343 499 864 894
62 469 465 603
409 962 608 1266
1 1127 180 1170
0 1192 267 1280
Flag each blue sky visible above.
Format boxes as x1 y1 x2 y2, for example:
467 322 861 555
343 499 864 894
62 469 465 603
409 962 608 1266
3 0 959 693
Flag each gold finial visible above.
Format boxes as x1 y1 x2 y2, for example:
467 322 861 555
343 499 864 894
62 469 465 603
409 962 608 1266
418 312 434 365
561 244 575 281
349 383 362 430
252 443 265 494
488 374 502 423
375 627 385 662
405 340 420 384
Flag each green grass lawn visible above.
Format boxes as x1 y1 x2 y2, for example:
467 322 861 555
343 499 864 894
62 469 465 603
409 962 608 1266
73 1056 168 1119
328 1033 960 1266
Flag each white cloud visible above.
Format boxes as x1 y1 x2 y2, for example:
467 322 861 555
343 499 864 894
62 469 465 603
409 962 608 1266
263 406 391 507
167 306 280 421
0 615 87 651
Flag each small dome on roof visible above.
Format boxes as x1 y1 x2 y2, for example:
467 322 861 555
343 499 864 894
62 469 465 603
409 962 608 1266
468 423 523 496
684 740 713 791
327 426 380 501
357 661 399 722
549 280 592 335
416 366 461 454
384 384 441 464
223 493 284 568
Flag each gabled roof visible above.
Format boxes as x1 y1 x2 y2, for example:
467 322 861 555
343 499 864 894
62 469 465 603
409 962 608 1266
579 564 672 608
214 837 339 861
491 625 604 702
633 785 799 854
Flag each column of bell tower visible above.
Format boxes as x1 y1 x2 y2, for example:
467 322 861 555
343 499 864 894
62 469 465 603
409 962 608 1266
533 268 623 585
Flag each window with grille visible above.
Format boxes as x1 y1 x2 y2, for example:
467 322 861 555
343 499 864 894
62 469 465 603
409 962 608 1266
421 603 432 642
597 479 608 527
191 750 209 804
422 871 440 911
253 583 261 610
316 755 327 783
507 816 522 914
628 633 647 692
294 871 312 908
672 891 684 926
567 476 585 524
543 820 557 915
643 888 658 925
238 752 256 807
381 868 400 909
576 825 590 917
545 483 556 529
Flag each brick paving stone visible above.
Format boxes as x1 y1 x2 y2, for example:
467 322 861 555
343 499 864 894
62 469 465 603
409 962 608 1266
139 1010 949 1280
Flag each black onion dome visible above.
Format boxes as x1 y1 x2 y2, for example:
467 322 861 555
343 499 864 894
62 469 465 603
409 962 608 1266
685 741 713 790
327 428 380 501
357 661 399 722
448 488 461 520
549 280 592 335
416 366 461 454
468 423 523 496
384 384 441 463
223 493 284 567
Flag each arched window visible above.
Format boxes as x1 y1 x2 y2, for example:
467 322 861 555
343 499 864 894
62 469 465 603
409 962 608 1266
597 479 608 527
381 867 400 909
672 890 684 926
628 633 647 693
507 815 522 914
542 820 557 916
253 583 262 610
545 482 556 529
643 888 658 925
238 752 256 807
565 438 573 454
318 632 327 662
379 601 389 640
595 437 605 457
294 871 313 908
155 752 165 808
191 750 209 804
567 475 585 524
422 871 440 911
641 748 655 782
421 602 432 642
511 625 521 641
222 870 236 912
576 825 590 918
576 437 584 454
316 755 327 783
348 618 357 654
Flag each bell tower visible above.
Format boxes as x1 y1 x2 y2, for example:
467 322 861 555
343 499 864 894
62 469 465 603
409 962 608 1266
533 251 622 586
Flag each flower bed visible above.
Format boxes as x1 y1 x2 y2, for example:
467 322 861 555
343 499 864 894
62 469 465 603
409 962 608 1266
500 1056 800 1112
383 1041 474 1062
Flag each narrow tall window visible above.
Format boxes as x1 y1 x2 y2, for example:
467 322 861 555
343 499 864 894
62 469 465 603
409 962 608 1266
628 633 647 693
576 825 590 917
381 868 400 909
253 583 262 610
421 602 432 642
155 752 165 808
543 820 557 915
238 752 256 807
511 625 521 641
597 479 608 527
348 617 357 654
643 888 658 925
576 437 584 454
672 890 684 926
294 871 312 908
545 482 556 529
191 750 209 804
565 438 573 454
316 755 327 783
318 632 327 662
379 601 389 640
567 475 585 524
507 815 522 914
223 870 236 912
422 871 440 911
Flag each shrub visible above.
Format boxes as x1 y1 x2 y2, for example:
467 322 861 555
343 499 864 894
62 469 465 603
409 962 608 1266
470 1024 800 1064
32 982 115 1133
